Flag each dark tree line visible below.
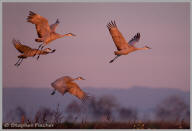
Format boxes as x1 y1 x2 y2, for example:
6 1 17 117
155 95 189 123
5 94 189 124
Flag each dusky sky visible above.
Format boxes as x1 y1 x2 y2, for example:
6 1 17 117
3 2 190 91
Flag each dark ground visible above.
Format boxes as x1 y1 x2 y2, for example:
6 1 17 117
2 121 190 129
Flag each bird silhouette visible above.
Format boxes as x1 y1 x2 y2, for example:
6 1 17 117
51 76 89 103
27 11 76 59
107 21 151 63
12 39 55 67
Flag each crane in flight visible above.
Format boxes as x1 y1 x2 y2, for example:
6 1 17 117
51 76 90 103
27 11 76 59
107 21 151 63
12 39 55 67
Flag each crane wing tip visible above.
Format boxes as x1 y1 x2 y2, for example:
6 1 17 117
137 32 141 37
81 93 92 104
107 20 117 29
12 39 16 45
56 19 60 24
12 38 19 44
29 11 35 14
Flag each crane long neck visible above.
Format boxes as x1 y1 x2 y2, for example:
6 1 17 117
136 47 147 50
33 50 49 56
61 33 70 37
33 50 43 55
71 77 79 81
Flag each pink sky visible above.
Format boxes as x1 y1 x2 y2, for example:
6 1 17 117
3 2 190 91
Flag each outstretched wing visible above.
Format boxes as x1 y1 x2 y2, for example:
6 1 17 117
51 77 68 95
27 11 51 38
107 21 129 50
68 82 88 102
128 33 140 46
50 19 59 32
12 39 33 53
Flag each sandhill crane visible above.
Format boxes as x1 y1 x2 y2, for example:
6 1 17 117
51 76 89 103
27 11 76 59
107 21 151 63
13 39 55 67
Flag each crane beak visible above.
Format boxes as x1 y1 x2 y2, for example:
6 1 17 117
145 46 151 49
67 33 76 37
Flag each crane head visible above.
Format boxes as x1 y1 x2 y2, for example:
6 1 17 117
44 48 56 53
67 33 76 37
144 45 151 49
76 76 85 80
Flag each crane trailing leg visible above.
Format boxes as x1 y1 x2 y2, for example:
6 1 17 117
15 58 21 67
33 44 43 57
51 89 56 95
15 58 24 67
34 43 46 60
37 45 45 60
109 55 121 63
15 55 26 67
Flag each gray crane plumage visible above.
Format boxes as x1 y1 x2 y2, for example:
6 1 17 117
51 76 89 103
107 20 151 63
12 39 55 67
27 11 76 59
